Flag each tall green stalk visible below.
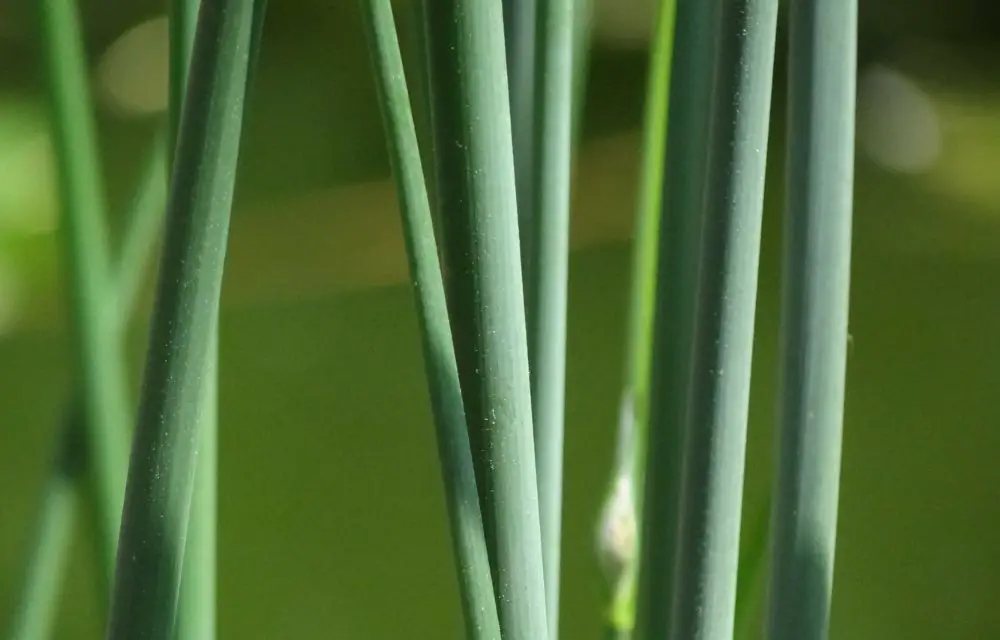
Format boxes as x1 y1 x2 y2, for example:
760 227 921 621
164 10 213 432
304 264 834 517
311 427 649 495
669 0 778 637
167 1 217 638
634 0 718 636
766 0 857 637
36 0 133 591
360 3 501 637
114 132 170 321
597 2 675 636
421 2 548 638
517 1 576 637
622 0 676 510
6 413 84 640
503 0 537 263
7 132 168 639
16 10 166 632
107 1 261 637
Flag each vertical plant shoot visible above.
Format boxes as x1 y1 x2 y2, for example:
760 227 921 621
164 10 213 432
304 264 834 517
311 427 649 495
670 0 779 637
422 1 549 638
108 1 263 637
635 0 718 636
360 0 501 637
766 0 857 636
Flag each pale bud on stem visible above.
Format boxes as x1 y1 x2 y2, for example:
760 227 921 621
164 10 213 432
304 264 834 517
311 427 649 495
596 394 639 589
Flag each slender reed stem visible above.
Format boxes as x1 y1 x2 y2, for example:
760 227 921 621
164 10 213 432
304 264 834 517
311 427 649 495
669 0 778 636
622 0 676 508
597 5 675 636
115 130 169 321
765 0 857 636
5 412 85 640
169 0 199 155
360 3 502 637
107 2 261 636
167 2 216 638
634 0 718 635
421 2 548 638
177 340 217 640
36 0 132 591
6 131 169 639
503 0 537 260
521 1 576 636
418 0 496 578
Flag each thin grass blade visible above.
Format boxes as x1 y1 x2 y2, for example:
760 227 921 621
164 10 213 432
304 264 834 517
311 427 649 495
115 131 169 321
167 2 213 638
421 1 549 637
765 0 857 637
634 0 719 635
621 0 676 508
668 0 778 636
513 1 577 636
107 1 261 637
596 3 675 636
418 0 497 579
169 0 199 152
35 0 132 592
5 412 84 640
7 126 169 639
360 2 502 637
503 0 537 264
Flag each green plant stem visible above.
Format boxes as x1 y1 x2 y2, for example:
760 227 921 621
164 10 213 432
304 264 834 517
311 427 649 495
600 2 676 636
169 0 199 155
360 3 502 637
622 0 676 506
177 342 217 640
595 6 676 637
521 1 576 637
107 2 260 637
634 0 718 636
6 412 85 640
36 0 132 593
421 2 548 638
503 0 537 263
669 0 778 636
115 130 170 321
168 2 217 639
6 132 169 640
420 0 496 576
766 0 857 636
7 484 76 640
